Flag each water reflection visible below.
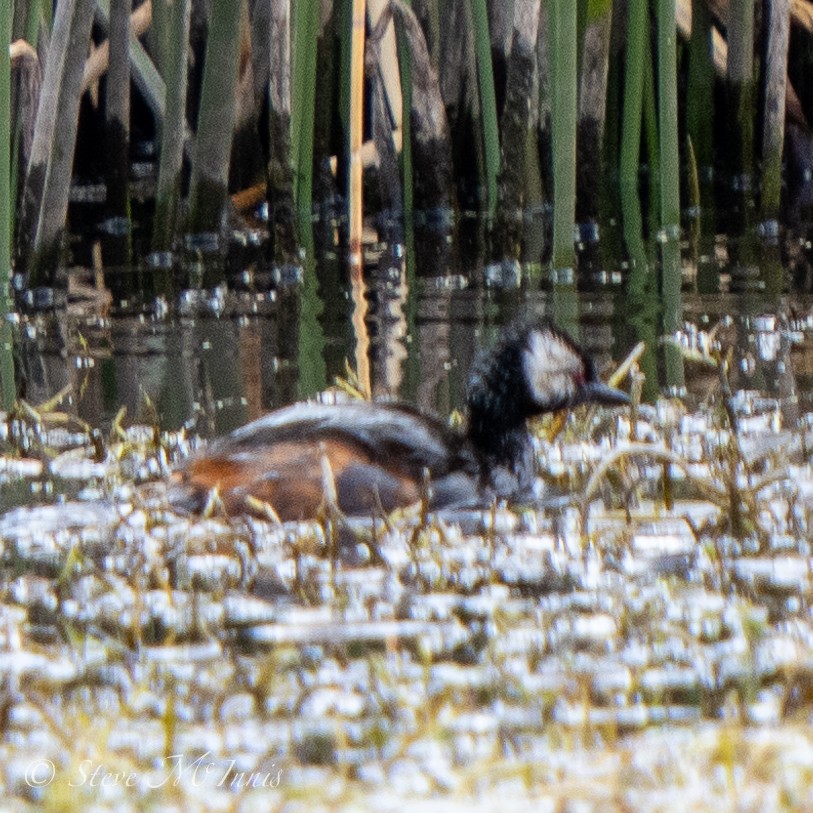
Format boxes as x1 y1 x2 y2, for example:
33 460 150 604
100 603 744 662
7 211 813 444
8 289 811 448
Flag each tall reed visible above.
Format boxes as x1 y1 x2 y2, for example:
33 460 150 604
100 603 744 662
620 0 646 219
86 2 165 124
10 1 46 237
267 0 298 262
657 0 679 233
494 0 541 262
297 226 327 399
762 0 790 219
686 0 714 213
106 0 132 227
549 0 578 272
685 0 716 291
397 0 414 224
621 183 659 399
656 0 683 388
388 0 452 214
187 0 244 234
656 2 679 249
727 0 756 225
470 0 499 215
291 0 320 220
577 0 613 223
25 0 95 283
642 35 660 235
396 1 418 388
1 9 11 281
150 0 170 76
153 0 191 252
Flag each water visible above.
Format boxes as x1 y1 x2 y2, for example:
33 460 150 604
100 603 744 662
3 216 813 810
10 226 813 428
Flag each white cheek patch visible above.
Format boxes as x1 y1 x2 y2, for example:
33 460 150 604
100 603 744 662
523 331 583 405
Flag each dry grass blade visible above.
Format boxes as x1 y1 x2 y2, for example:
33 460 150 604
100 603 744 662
608 341 646 388
580 442 729 507
244 495 283 525
333 359 370 400
30 383 73 414
81 0 153 92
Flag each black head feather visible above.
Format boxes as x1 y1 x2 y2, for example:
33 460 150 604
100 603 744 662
465 319 628 493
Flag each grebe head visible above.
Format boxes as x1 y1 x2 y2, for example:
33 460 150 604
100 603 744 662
466 320 629 467
520 323 630 413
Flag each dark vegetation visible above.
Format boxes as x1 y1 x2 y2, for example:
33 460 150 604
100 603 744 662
1 0 813 410
4 1 813 281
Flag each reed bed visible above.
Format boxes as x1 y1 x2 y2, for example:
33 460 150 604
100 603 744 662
3 0 813 296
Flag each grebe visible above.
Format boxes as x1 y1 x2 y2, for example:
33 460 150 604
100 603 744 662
170 320 629 520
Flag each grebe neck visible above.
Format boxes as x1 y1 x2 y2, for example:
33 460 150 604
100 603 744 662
465 333 537 492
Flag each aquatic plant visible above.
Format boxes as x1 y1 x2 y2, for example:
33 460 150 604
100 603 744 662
1 0 812 307
152 0 191 253
186 0 245 235
549 0 578 272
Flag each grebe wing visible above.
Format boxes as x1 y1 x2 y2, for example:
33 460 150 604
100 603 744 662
204 400 474 477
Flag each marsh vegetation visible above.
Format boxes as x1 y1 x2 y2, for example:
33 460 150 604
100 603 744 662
3 1 813 809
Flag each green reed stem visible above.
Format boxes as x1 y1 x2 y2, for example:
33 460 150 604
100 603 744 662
291 0 320 218
151 0 170 76
618 0 660 397
642 35 660 234
297 220 327 399
620 185 660 400
686 135 700 250
470 0 499 215
621 170 650 296
656 0 684 389
549 0 578 271
657 0 680 236
187 0 244 234
153 0 191 251
727 0 755 224
686 0 714 193
619 0 646 191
